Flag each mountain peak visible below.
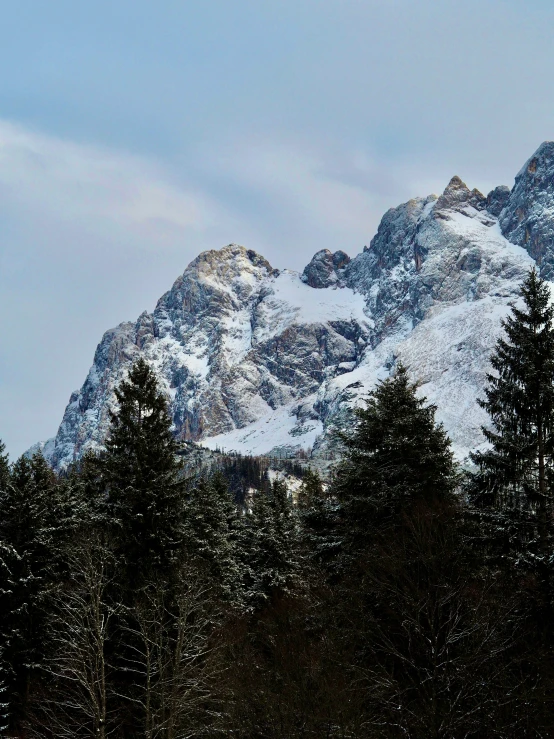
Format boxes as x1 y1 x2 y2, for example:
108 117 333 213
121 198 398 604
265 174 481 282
445 175 466 190
188 243 276 275
165 244 278 301
435 176 486 213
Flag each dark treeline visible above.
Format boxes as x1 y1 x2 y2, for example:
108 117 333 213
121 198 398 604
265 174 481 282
2 269 554 737
218 454 304 506
178 446 305 506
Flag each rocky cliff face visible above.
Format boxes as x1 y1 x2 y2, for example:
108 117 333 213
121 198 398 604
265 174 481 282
38 143 554 469
499 141 554 278
49 245 372 469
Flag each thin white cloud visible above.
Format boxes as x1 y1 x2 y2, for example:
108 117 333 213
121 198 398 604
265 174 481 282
217 140 379 231
0 120 216 244
0 121 250 460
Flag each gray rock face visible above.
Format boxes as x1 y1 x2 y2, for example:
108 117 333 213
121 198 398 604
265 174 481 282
35 144 554 468
301 249 351 288
486 186 511 217
499 141 554 278
342 174 511 344
343 195 436 341
435 176 487 214
48 245 371 469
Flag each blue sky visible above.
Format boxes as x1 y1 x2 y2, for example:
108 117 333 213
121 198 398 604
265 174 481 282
2 0 554 458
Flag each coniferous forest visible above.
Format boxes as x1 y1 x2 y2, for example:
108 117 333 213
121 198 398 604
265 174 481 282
3 270 554 738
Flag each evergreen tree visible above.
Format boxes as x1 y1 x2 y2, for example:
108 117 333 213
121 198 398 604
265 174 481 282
471 269 554 524
0 440 9 490
0 443 13 733
184 473 243 601
297 468 341 573
0 542 16 734
325 369 521 735
335 363 458 555
67 450 108 528
0 453 66 731
220 455 271 505
242 479 301 608
296 468 323 510
467 270 554 727
104 358 186 582
99 361 191 734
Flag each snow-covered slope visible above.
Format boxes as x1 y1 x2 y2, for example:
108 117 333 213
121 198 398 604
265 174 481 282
37 143 554 469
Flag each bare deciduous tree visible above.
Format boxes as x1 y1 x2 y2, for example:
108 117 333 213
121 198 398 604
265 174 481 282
29 534 118 738
120 568 224 739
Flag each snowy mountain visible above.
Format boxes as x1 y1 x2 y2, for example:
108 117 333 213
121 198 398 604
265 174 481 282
37 142 554 469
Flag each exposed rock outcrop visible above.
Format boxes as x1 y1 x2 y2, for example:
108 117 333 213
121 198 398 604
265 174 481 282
301 249 351 288
48 244 370 469
499 141 554 278
435 176 487 214
486 185 511 217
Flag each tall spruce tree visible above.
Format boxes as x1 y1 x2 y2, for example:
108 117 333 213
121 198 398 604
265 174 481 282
68 450 109 528
101 361 190 735
471 269 554 526
104 358 186 582
325 369 520 736
0 440 9 491
335 363 458 555
0 554 15 735
297 468 341 573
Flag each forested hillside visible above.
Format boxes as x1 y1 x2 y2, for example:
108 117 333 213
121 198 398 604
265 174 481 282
3 270 554 737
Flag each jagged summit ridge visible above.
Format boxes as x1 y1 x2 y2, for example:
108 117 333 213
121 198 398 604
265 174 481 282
38 145 554 468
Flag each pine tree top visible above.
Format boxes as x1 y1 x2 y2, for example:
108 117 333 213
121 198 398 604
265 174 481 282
471 268 554 510
334 363 458 538
102 359 187 580
340 364 456 493
0 441 9 490
105 358 182 491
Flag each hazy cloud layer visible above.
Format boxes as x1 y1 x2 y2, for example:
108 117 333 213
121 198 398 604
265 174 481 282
1 0 553 457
